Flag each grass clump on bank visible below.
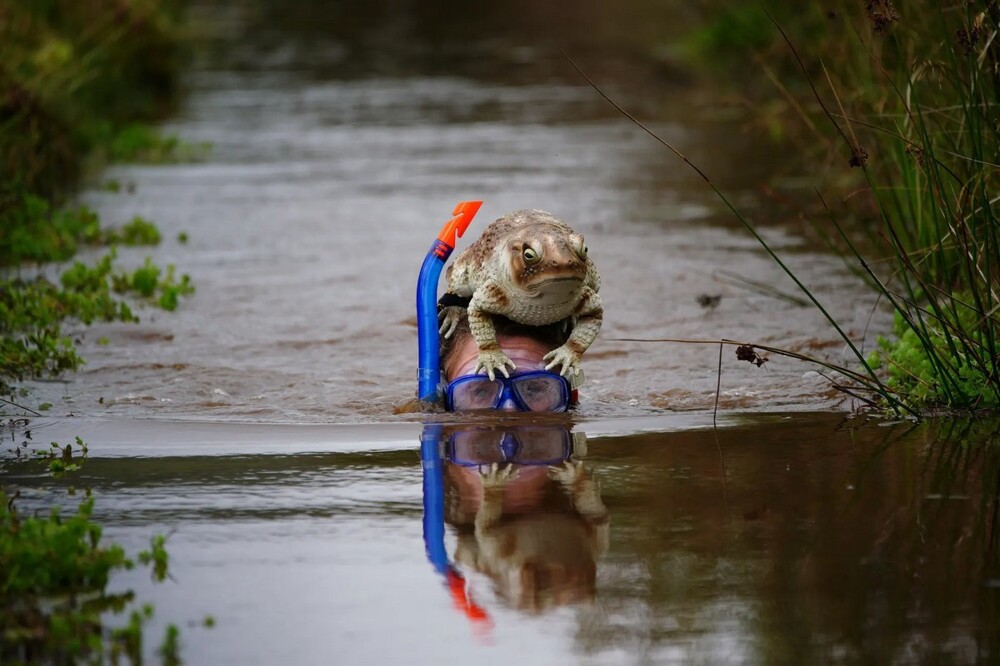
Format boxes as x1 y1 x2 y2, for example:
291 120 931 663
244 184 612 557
683 1 1000 414
0 0 197 403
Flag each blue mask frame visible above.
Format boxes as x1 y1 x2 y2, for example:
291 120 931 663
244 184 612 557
445 370 572 412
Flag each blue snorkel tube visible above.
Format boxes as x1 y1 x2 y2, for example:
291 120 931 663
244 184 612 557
420 424 492 631
416 201 483 403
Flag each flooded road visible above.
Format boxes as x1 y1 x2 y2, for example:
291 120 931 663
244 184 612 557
8 1 998 664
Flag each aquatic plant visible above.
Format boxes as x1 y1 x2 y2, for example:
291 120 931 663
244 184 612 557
0 3 201 660
0 430 184 664
765 1 1000 413
1 244 195 399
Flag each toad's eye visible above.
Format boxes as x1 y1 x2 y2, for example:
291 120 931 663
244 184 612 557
573 235 588 257
523 247 541 264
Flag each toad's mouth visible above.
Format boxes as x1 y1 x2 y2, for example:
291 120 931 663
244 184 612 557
525 275 584 299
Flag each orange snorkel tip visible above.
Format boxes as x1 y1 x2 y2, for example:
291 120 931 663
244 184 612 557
435 200 482 252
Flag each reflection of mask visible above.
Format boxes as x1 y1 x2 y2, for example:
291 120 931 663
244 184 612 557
447 427 587 467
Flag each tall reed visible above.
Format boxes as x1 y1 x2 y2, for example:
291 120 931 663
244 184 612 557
683 1 1000 413
834 2 999 411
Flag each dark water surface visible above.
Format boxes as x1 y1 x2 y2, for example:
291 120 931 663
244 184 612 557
13 413 1000 664
7 1 998 664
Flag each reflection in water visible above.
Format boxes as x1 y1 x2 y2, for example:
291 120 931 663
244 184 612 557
7 415 1000 662
586 416 1000 664
421 423 608 622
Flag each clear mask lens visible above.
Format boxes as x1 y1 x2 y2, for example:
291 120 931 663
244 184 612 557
449 378 504 410
511 374 566 411
448 372 569 412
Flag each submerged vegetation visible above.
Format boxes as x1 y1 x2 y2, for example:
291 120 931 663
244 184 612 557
0 432 185 664
679 1 1000 415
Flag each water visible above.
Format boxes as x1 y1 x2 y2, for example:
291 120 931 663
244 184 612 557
13 414 1000 663
25 0 880 422
7 1 999 663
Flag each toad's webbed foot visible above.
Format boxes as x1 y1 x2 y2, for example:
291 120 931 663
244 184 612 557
543 344 582 379
438 306 465 339
475 348 516 381
480 462 518 489
548 460 586 487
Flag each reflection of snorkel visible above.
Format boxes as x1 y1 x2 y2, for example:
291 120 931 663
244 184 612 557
416 201 483 403
420 424 492 633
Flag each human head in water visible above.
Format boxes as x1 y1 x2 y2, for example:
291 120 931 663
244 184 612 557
440 314 579 412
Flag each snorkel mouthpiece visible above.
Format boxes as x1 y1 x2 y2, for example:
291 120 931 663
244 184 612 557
417 200 483 402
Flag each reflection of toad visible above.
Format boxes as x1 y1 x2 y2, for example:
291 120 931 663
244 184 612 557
443 428 609 613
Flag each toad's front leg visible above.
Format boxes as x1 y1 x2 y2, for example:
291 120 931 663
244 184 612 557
438 305 465 339
467 282 516 381
543 287 603 378
475 463 517 534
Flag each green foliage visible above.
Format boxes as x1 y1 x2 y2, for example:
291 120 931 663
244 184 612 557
0 429 198 664
687 0 1000 414
0 0 185 202
113 257 196 309
158 623 182 666
138 534 171 583
0 0 197 405
107 216 163 246
0 2 201 660
0 194 163 270
105 123 211 164
157 264 196 311
0 193 102 267
685 5 789 58
1 245 194 397
869 308 1000 410
128 258 161 297
109 605 153 665
683 4 831 82
0 494 129 596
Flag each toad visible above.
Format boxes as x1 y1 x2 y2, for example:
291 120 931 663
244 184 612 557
438 209 602 381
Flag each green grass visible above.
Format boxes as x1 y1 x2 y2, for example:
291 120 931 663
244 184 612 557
675 1 1000 415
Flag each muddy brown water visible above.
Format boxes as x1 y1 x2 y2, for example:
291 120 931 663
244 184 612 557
7 1 1000 664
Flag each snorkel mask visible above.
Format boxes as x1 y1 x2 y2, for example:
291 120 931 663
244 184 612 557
416 201 483 403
